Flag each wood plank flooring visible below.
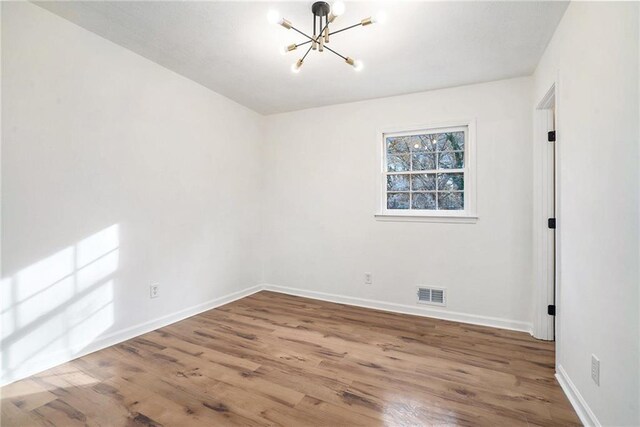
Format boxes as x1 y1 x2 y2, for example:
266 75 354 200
1 291 580 426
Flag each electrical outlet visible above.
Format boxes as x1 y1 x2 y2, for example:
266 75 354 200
150 284 159 299
591 354 600 386
364 272 373 285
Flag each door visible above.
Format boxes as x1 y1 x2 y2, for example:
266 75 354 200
547 106 556 339
533 85 557 342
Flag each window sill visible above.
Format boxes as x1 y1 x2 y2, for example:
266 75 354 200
374 213 478 224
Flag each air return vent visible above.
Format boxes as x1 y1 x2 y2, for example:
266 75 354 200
416 286 446 307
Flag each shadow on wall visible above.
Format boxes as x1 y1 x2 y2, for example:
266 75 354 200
1 225 119 385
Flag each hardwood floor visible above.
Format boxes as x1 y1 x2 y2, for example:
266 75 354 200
1 291 580 426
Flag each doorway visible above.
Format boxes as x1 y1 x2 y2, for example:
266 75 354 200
533 84 557 342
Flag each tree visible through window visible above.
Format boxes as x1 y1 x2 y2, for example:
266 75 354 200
384 127 467 211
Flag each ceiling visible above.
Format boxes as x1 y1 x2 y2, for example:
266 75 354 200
36 1 568 115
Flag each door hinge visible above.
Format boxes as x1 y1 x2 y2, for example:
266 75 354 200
548 218 556 229
548 131 556 142
548 305 556 316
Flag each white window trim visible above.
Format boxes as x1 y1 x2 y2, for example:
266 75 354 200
375 118 478 223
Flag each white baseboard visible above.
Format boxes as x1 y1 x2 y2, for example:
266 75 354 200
0 285 262 387
1 283 533 387
262 284 532 333
556 364 600 426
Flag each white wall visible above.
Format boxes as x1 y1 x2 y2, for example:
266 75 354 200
263 77 534 331
533 2 639 425
1 2 265 385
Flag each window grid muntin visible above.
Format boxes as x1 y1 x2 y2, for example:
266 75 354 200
384 127 467 211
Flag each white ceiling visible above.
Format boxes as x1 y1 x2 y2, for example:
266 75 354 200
36 1 568 115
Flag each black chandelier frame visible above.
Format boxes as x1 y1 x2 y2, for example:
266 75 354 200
276 1 377 71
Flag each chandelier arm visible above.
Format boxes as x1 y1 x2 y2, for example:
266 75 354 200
327 22 362 36
291 26 317 44
292 22 364 49
301 45 313 62
290 16 332 50
318 17 330 40
322 44 348 61
294 39 313 48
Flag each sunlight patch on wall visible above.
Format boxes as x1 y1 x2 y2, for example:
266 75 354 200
0 225 120 385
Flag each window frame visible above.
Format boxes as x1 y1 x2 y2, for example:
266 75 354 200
375 119 478 223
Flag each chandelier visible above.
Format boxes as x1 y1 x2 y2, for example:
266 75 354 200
268 1 385 73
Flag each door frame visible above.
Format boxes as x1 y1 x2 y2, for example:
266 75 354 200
532 83 558 342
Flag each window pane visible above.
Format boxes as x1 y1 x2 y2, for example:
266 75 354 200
387 193 410 209
411 135 436 152
437 173 464 191
412 192 436 210
387 174 410 191
436 131 465 152
438 192 464 210
438 152 464 169
412 153 436 171
404 135 421 152
387 154 410 172
411 173 436 191
386 137 410 153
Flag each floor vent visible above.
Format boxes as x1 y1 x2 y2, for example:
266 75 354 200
417 286 446 306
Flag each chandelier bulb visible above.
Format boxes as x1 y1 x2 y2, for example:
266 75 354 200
324 27 330 43
267 10 292 29
345 57 364 71
267 10 281 24
372 11 387 25
331 1 346 17
291 59 304 73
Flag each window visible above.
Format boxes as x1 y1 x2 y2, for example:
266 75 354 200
377 121 476 221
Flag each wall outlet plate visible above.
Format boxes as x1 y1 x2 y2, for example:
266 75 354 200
150 284 159 299
364 272 372 285
591 354 600 386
